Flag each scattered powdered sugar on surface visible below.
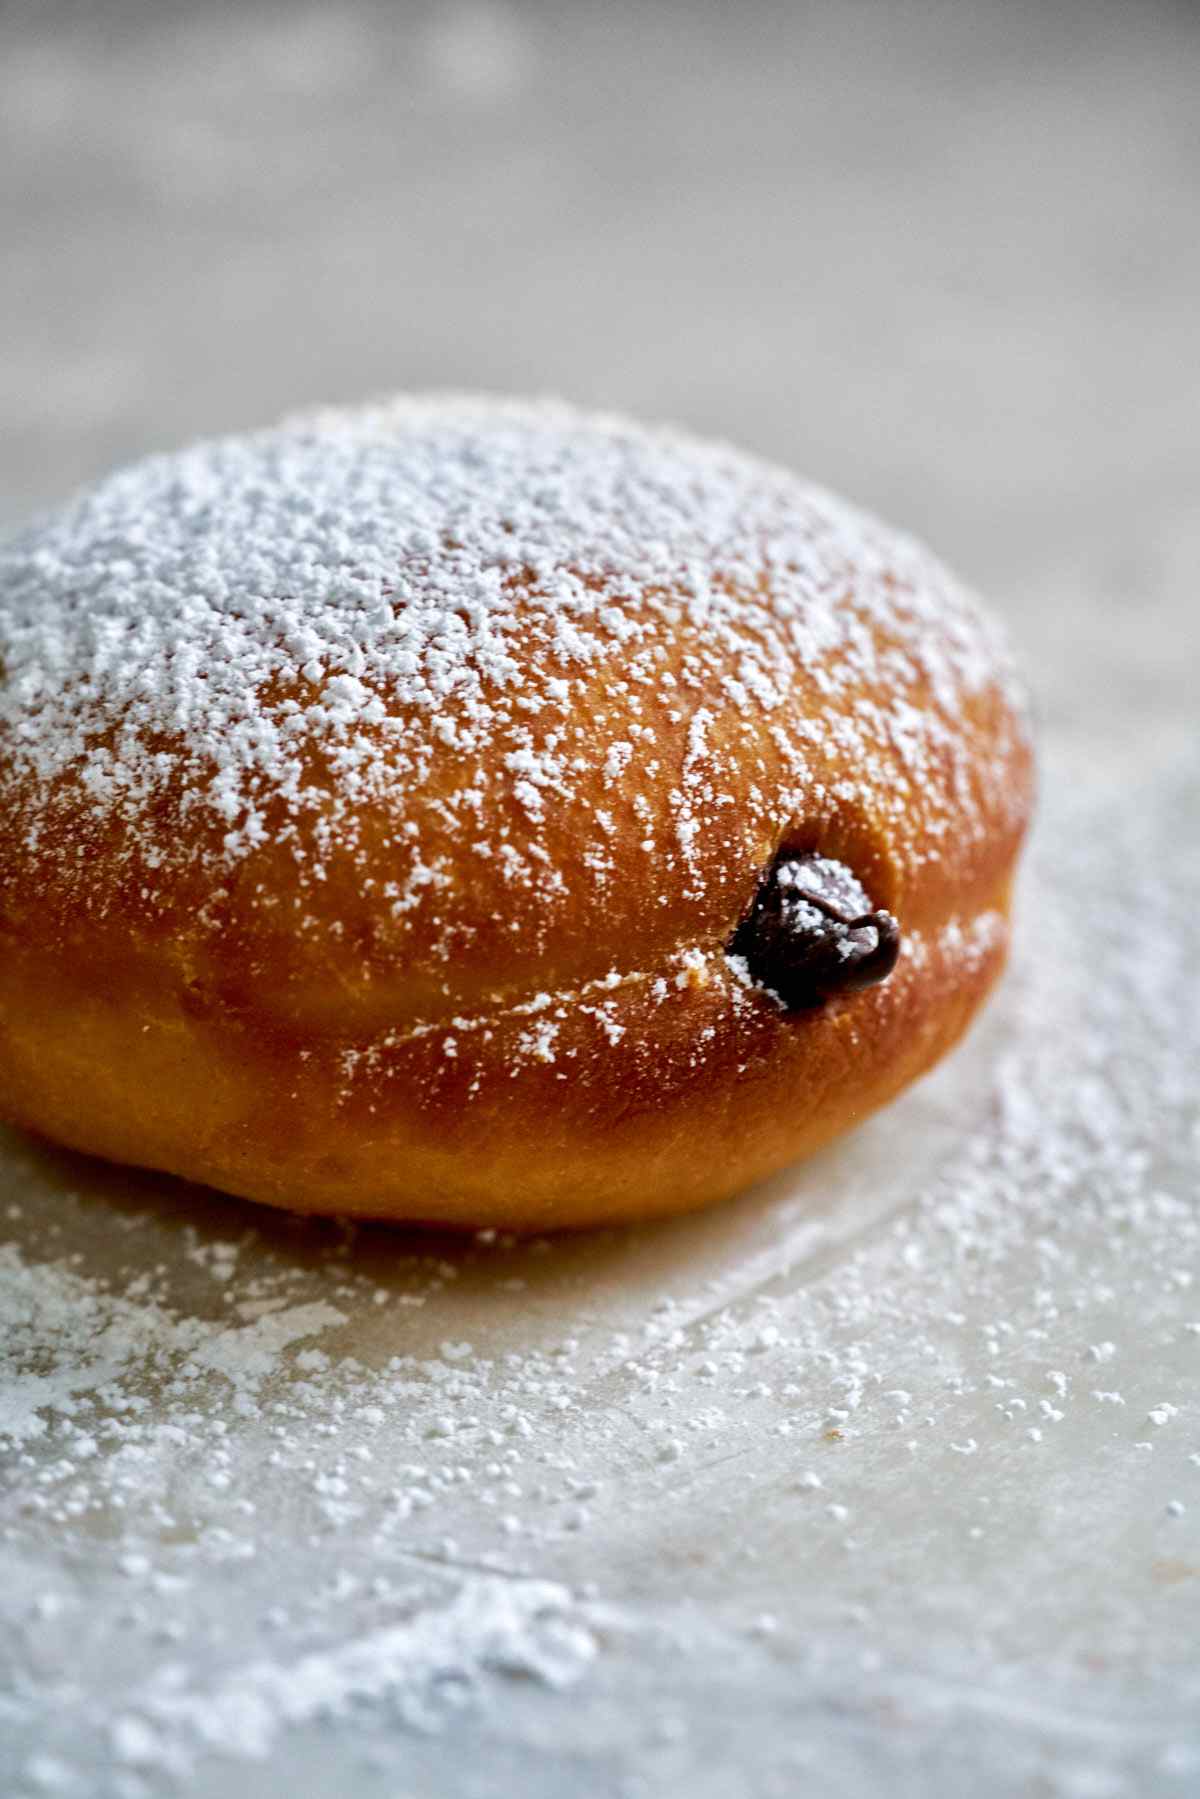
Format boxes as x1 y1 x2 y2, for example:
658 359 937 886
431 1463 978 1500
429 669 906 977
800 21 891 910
116 1576 594 1770
0 1251 345 1446
0 396 1021 936
0 769 1198 1796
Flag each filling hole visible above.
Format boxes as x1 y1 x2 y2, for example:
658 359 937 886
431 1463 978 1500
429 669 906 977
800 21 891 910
728 851 900 1010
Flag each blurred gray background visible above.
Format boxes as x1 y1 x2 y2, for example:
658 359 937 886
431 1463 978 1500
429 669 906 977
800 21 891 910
4 0 1199 667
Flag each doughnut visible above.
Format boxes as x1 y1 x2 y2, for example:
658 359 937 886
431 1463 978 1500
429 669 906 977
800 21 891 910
0 397 1033 1230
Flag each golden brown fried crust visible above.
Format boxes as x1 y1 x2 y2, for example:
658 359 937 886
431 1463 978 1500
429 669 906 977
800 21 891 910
0 886 1012 1231
0 583 1031 1230
0 400 1033 1229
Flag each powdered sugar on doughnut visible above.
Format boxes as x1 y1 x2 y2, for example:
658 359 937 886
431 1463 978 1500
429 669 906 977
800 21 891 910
0 396 1026 968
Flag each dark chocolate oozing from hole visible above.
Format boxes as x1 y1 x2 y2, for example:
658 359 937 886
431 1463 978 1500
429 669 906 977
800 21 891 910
729 852 900 1010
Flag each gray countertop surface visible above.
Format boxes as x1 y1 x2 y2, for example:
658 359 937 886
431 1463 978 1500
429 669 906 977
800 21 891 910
2 3 1199 1795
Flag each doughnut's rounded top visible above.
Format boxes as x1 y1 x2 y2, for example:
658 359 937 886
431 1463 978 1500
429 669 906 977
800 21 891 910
0 396 1030 1039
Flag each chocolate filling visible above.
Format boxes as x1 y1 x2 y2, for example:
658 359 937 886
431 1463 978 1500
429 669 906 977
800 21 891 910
729 852 900 1010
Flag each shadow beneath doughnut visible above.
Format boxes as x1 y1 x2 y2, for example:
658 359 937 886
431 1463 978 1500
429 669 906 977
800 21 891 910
0 972 1018 1369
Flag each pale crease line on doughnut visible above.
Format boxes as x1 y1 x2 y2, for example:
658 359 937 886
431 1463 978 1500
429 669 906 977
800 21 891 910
331 951 723 1078
328 911 1008 1074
